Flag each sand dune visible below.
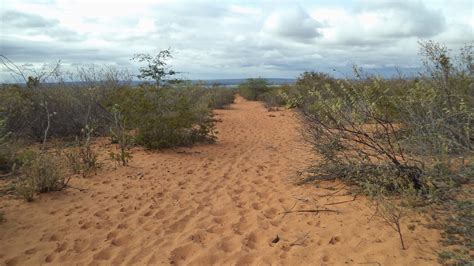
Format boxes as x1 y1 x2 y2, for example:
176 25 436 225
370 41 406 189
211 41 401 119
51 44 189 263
0 96 440 265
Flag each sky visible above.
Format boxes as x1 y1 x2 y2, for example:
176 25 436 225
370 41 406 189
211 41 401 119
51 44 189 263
0 0 473 82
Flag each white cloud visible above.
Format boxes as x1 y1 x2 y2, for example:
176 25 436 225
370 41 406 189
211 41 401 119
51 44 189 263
262 7 322 42
229 5 261 16
0 0 472 82
318 0 447 48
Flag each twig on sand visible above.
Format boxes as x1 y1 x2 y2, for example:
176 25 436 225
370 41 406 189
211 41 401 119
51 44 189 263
280 209 339 215
290 232 310 247
371 200 407 250
282 201 298 218
64 184 88 192
358 262 381 266
318 187 346 197
319 181 344 190
324 195 357 206
294 196 311 203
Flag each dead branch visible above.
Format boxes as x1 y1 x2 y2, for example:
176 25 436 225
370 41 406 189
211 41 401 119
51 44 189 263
280 209 339 215
325 195 357 206
63 184 88 192
289 232 310 247
318 187 346 197
358 262 381 266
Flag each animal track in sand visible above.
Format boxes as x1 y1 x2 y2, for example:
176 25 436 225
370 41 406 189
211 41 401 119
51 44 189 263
73 239 89 252
54 242 68 253
218 236 240 253
92 246 114 260
24 248 37 255
169 244 199 265
251 203 262 210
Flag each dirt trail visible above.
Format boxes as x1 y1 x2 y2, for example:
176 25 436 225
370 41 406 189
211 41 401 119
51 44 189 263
0 96 440 265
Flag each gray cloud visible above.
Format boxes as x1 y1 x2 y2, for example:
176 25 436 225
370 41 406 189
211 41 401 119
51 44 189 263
360 0 446 38
0 0 471 82
1 10 58 28
1 10 85 42
0 38 129 64
322 0 448 49
263 7 322 42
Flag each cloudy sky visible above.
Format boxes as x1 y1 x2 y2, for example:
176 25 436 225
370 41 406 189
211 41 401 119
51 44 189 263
0 0 472 81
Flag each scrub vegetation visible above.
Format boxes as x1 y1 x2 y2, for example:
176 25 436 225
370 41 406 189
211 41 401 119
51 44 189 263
0 50 235 201
242 41 473 265
0 41 472 264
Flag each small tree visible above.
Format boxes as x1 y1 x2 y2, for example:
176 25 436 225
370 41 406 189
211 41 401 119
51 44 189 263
131 49 176 88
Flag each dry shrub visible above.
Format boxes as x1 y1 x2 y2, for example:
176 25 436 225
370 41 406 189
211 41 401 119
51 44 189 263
16 151 68 201
108 104 133 166
0 118 13 173
0 63 220 152
0 85 112 140
62 125 101 177
258 89 286 111
292 41 473 260
298 42 472 199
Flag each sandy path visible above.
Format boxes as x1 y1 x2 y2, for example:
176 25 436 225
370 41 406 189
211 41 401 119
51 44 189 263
1 96 440 265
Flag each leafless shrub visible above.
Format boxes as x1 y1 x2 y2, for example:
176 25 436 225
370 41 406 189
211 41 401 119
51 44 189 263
374 198 406 250
109 105 133 166
77 126 101 177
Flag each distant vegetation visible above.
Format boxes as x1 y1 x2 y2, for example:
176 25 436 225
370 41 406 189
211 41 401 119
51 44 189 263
238 77 270 101
0 50 235 201
238 78 286 111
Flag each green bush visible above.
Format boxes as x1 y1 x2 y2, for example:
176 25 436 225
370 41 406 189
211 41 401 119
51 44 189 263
109 85 216 149
239 78 269 101
1 82 221 152
16 151 68 201
207 86 235 109
258 88 286 111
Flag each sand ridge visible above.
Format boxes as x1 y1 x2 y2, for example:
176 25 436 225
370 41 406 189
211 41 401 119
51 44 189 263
0 96 441 265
